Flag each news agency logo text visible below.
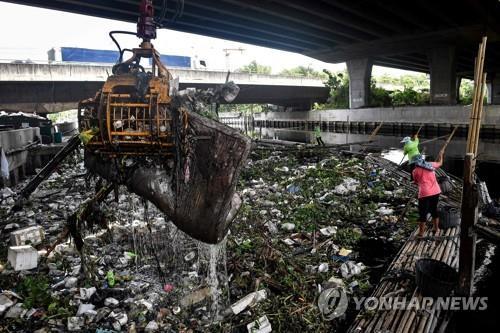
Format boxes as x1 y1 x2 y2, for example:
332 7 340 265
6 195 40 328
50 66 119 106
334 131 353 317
352 296 488 312
318 287 488 321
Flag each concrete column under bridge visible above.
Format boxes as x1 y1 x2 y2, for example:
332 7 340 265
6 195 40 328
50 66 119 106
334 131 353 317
428 46 458 105
346 58 373 109
489 73 500 104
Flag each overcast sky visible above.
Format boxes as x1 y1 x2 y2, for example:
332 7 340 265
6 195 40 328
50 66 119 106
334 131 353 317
0 1 419 76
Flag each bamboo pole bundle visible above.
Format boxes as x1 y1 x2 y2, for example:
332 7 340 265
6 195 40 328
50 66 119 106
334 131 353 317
459 36 487 296
466 36 487 156
473 73 487 154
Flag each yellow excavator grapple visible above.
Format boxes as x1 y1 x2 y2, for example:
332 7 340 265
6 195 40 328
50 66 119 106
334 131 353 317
78 42 178 157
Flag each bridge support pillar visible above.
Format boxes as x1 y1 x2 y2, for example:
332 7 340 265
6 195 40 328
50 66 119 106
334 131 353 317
489 73 500 104
346 58 372 109
428 46 457 105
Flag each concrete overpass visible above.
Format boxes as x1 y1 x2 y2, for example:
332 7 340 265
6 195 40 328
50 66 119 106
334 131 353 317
3 0 500 109
0 63 329 113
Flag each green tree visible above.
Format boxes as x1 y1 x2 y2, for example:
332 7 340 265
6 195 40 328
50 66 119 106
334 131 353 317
280 66 327 79
322 70 349 109
219 104 265 115
370 82 392 107
237 60 271 74
373 73 429 91
369 77 392 107
390 87 430 106
316 71 432 109
459 79 474 105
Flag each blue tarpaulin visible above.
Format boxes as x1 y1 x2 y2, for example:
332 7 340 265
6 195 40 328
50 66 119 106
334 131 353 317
60 47 120 63
58 47 191 68
151 55 191 68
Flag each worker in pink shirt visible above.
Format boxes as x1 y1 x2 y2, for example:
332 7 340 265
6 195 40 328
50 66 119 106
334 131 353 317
412 152 444 237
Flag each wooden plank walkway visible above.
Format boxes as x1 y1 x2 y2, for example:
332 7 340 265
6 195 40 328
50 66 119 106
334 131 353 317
347 156 462 333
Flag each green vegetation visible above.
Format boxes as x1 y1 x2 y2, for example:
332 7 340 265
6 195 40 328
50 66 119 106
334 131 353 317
370 82 392 107
316 70 476 109
237 60 272 75
16 274 71 316
218 103 267 115
47 109 77 124
335 228 362 246
459 79 474 105
318 70 350 109
391 87 430 106
279 66 327 79
290 202 331 231
17 275 53 309
375 73 429 91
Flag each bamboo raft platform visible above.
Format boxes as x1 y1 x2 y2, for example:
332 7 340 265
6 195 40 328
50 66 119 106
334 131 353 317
347 227 460 333
347 155 463 333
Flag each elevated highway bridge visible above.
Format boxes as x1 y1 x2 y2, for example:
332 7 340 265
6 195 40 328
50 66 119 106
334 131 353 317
0 62 328 113
4 0 500 108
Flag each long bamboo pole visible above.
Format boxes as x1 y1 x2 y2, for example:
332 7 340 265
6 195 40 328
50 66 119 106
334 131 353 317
359 122 384 153
467 37 487 154
473 73 487 154
469 73 484 155
466 56 480 152
458 37 487 296
467 38 486 153
438 126 458 156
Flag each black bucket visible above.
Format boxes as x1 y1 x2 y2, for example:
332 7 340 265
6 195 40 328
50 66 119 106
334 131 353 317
415 258 458 297
439 205 461 229
438 175 453 194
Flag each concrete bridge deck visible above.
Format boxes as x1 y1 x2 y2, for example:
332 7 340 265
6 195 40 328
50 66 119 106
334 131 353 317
0 63 329 113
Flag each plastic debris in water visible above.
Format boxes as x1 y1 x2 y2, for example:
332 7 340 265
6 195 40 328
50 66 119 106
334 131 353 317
106 270 116 287
163 284 174 293
247 315 272 333
320 226 337 236
340 261 364 279
318 263 329 273
226 289 267 316
286 184 300 194
338 248 352 257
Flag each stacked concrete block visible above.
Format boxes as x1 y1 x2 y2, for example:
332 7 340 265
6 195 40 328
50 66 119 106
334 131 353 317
10 226 44 246
8 245 38 271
